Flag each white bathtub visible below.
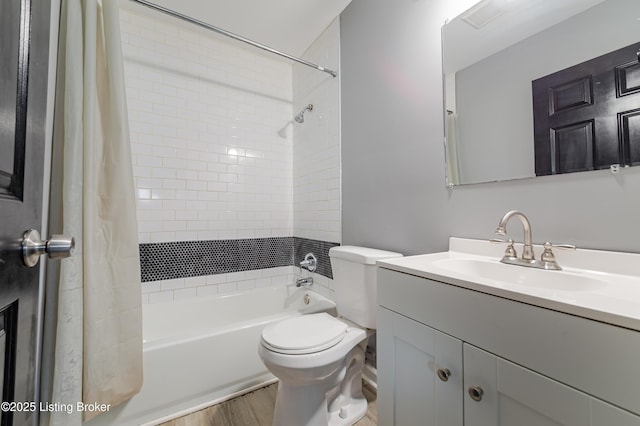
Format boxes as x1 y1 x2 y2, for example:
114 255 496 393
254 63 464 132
86 286 335 426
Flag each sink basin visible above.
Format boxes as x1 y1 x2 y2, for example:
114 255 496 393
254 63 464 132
376 238 640 331
432 258 607 292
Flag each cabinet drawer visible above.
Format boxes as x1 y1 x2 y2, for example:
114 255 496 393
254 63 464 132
378 268 640 415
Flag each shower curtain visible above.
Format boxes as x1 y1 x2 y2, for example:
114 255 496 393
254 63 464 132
48 0 142 424
446 112 461 185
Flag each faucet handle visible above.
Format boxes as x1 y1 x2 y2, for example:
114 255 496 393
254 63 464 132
490 238 517 258
541 242 576 265
299 253 317 273
545 242 576 251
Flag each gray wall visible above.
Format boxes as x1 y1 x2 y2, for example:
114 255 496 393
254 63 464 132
340 0 640 256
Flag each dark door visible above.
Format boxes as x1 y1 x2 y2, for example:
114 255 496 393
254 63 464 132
1 0 53 424
532 42 640 176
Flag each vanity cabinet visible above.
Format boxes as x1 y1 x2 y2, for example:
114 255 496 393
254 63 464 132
377 268 640 425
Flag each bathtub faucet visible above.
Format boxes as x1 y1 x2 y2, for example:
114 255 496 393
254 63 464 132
296 277 313 287
299 253 317 273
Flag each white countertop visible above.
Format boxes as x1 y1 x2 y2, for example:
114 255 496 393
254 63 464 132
377 238 640 332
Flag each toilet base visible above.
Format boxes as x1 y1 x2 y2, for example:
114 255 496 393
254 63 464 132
271 345 368 426
327 346 367 425
327 391 367 426
272 378 368 426
272 382 331 426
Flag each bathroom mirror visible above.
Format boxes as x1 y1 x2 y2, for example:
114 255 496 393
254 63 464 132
442 0 640 186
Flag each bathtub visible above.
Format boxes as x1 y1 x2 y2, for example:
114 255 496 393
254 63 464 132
86 286 335 426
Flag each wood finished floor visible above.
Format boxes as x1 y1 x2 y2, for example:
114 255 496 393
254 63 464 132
161 382 377 426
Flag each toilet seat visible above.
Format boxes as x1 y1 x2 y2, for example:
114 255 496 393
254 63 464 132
261 313 347 355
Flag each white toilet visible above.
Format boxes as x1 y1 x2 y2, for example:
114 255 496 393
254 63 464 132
258 246 402 426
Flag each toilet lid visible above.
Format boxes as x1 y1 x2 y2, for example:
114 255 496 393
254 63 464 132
261 313 347 355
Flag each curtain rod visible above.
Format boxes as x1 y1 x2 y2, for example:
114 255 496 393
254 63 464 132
128 0 337 78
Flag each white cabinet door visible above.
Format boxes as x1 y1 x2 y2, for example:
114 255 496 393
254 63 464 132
378 307 463 426
463 343 640 426
464 343 588 426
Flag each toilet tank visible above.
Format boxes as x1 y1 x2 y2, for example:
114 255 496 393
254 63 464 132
329 246 402 329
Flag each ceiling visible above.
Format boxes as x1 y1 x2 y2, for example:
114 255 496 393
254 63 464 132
124 0 353 57
442 0 606 73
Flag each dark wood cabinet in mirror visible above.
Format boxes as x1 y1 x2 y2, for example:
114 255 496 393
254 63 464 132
533 42 640 176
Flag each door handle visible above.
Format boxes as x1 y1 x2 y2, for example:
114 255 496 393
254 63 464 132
21 229 75 267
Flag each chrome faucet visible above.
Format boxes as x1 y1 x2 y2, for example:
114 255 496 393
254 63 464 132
299 253 317 273
491 210 575 270
297 253 317 287
495 210 535 261
296 277 314 287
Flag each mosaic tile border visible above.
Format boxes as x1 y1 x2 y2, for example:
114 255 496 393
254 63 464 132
139 237 339 282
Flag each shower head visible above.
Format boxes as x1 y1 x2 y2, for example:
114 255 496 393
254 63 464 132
294 104 313 124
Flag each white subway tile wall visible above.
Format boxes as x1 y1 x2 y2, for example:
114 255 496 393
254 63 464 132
292 20 341 299
120 5 341 303
141 266 295 304
120 6 293 245
293 20 342 245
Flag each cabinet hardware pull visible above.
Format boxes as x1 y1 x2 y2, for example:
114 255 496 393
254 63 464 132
437 368 451 382
468 386 484 402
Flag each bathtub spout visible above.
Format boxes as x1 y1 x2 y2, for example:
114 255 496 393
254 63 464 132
296 277 313 287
